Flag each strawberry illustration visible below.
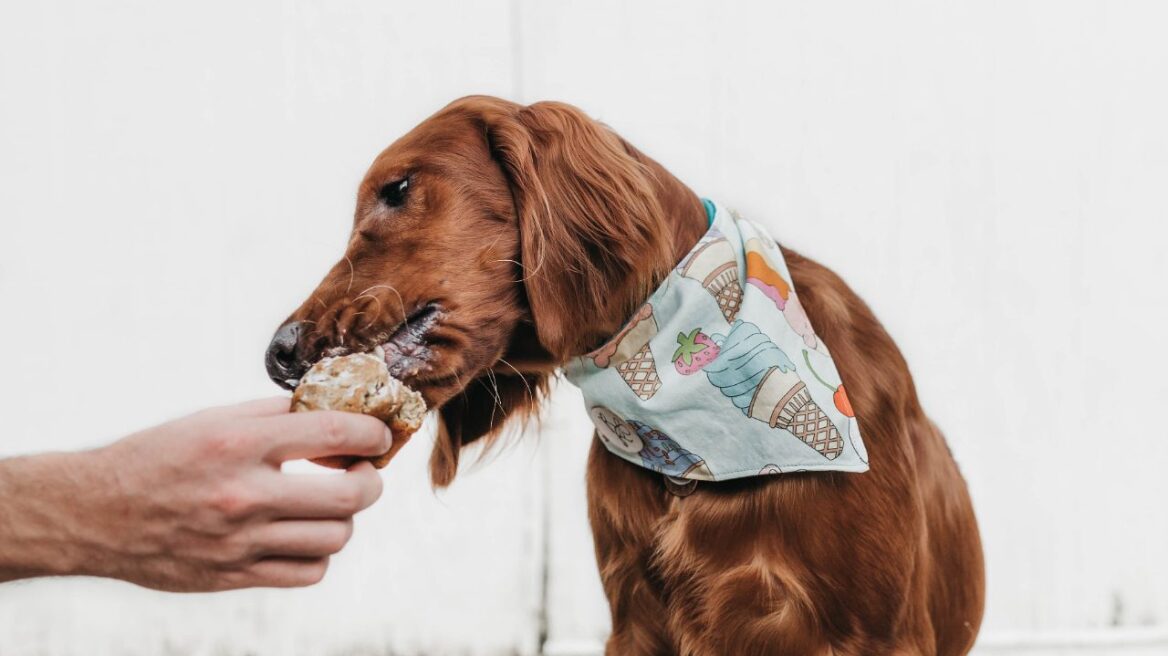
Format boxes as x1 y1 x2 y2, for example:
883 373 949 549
672 328 720 375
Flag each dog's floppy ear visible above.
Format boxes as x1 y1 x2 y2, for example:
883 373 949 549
429 367 549 487
428 99 677 488
486 101 675 360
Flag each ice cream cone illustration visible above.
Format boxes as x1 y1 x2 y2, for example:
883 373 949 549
801 349 865 463
744 240 791 310
672 320 844 460
628 419 713 480
677 228 744 323
745 238 823 350
587 303 661 401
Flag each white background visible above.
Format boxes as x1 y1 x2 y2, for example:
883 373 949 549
2 1 1167 654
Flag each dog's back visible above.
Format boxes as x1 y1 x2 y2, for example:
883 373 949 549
589 244 984 655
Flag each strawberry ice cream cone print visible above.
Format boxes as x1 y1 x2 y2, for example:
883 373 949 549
744 238 823 350
677 228 744 323
673 320 844 460
588 303 661 401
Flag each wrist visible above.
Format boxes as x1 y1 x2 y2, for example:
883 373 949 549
0 450 105 580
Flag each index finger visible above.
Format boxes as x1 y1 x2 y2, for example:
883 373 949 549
250 411 392 464
217 396 293 418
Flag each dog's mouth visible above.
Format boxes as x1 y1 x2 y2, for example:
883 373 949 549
373 302 444 380
281 302 445 391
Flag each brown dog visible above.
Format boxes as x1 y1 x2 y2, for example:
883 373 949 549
265 96 985 655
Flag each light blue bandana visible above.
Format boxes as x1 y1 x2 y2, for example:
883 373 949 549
563 200 868 482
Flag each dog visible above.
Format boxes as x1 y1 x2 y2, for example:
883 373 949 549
265 96 985 655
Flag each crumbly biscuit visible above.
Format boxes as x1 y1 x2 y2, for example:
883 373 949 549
290 353 426 468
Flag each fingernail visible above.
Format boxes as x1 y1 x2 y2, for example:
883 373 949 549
383 427 394 450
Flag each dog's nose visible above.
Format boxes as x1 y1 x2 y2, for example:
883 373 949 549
265 321 308 389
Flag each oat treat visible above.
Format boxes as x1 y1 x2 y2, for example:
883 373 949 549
290 352 427 468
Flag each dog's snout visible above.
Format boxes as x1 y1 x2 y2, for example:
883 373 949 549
265 321 308 389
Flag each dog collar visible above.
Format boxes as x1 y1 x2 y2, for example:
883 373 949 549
563 200 868 482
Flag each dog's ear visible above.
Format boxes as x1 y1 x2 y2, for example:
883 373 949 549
486 101 675 360
428 98 678 488
429 368 549 487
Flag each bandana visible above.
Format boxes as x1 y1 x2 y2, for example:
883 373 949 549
563 200 868 482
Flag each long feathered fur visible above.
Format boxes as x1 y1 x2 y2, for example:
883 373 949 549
278 96 985 654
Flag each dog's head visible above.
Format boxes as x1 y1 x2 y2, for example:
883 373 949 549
266 96 692 485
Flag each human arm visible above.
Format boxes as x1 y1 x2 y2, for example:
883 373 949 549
0 397 391 591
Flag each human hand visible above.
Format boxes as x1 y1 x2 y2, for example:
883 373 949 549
0 398 391 591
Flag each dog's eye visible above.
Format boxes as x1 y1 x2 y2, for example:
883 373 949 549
378 177 409 208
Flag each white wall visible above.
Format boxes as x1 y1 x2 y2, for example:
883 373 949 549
2 1 1167 654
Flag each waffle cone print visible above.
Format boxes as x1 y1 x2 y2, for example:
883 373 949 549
673 319 843 459
588 303 661 401
753 374 842 459
678 227 744 323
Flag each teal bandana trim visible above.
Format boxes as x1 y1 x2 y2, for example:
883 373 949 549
701 197 716 226
563 200 868 481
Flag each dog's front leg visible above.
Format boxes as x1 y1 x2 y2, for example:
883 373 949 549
586 438 678 655
585 443 833 655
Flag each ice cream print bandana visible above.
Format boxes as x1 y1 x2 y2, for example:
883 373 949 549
563 200 868 482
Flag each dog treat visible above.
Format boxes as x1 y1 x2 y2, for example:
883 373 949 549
290 352 427 468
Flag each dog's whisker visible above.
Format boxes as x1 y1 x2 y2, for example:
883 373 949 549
356 284 392 297
483 229 507 255
445 364 471 406
356 284 410 332
497 358 535 406
343 255 356 295
490 371 505 431
353 294 385 328
487 368 503 405
490 259 531 284
334 313 347 346
477 373 505 431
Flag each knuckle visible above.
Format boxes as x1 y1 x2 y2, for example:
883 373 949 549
209 484 258 521
318 413 348 451
200 432 234 458
334 486 362 514
200 428 252 459
215 541 252 567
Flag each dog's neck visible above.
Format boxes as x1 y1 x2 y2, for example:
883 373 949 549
628 150 710 270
